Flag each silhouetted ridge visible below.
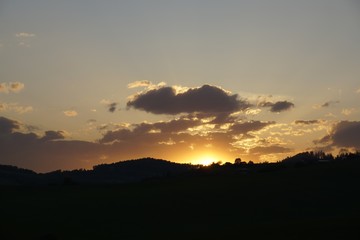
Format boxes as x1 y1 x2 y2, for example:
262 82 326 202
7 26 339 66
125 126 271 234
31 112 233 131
0 164 40 185
91 157 194 182
282 151 334 166
1 152 359 186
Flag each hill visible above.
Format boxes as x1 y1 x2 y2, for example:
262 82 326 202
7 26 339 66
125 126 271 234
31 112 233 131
0 157 197 185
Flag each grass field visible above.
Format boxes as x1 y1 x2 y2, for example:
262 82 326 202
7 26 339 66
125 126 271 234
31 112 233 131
1 160 360 240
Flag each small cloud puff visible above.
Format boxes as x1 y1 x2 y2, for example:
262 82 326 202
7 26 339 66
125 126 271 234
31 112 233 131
63 110 78 117
0 82 25 93
108 102 117 113
100 99 118 113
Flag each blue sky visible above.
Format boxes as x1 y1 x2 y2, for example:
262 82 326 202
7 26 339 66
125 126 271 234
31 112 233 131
0 0 360 172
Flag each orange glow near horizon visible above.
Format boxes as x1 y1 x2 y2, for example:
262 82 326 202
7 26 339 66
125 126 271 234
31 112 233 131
192 154 219 166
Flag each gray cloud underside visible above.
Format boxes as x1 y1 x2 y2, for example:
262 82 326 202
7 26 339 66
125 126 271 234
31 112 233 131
0 116 20 134
316 121 360 149
259 101 295 112
127 85 251 115
249 146 292 155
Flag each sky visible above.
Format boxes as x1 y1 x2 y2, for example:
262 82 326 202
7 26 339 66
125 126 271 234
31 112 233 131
0 0 360 172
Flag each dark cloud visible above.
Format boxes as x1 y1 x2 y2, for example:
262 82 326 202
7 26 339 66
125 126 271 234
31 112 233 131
270 101 294 112
127 85 251 115
321 100 339 108
230 121 275 135
108 102 118 113
0 116 20 134
259 100 295 113
294 120 320 125
249 145 292 155
40 131 65 142
316 121 360 149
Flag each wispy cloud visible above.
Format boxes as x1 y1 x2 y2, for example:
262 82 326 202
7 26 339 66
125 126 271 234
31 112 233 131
0 102 33 114
15 32 36 38
341 108 356 116
0 82 25 93
127 80 152 89
15 32 36 47
321 100 339 108
357 88 360 94
63 110 78 117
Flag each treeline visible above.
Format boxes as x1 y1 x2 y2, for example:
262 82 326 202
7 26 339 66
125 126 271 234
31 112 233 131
0 151 359 186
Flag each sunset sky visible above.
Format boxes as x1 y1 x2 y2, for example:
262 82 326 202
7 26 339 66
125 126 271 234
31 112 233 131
1 0 360 172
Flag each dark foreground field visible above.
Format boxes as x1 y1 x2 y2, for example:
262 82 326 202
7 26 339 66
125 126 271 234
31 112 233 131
1 160 360 240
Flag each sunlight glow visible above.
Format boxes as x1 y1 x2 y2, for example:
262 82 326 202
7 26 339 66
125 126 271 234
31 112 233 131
196 155 217 166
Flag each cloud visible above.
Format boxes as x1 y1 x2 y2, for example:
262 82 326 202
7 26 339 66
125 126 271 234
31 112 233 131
0 115 292 172
341 108 355 116
9 82 25 92
0 82 25 93
315 121 360 149
259 100 295 113
100 99 118 112
230 121 275 135
15 32 36 38
0 117 20 134
63 110 78 117
270 101 295 112
321 100 339 108
108 102 117 113
127 80 152 89
40 131 66 142
249 145 292 155
127 84 251 115
0 116 106 172
0 102 33 114
357 88 360 94
294 120 321 125
99 118 202 144
15 33 36 47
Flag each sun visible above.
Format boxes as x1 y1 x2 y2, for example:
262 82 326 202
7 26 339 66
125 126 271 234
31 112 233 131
196 155 217 166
